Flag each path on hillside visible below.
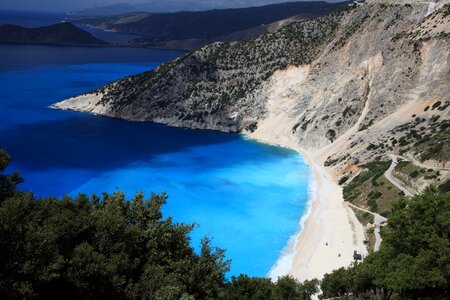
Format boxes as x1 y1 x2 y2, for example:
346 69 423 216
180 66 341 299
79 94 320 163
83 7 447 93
347 203 387 252
385 154 415 197
403 154 450 172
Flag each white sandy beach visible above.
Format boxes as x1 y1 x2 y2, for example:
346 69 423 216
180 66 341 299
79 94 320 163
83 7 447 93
245 64 368 282
285 148 367 281
247 132 368 282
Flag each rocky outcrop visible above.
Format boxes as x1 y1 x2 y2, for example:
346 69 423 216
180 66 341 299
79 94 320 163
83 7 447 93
54 2 450 173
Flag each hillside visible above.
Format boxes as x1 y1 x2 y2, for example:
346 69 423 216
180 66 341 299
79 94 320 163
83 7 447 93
0 22 109 46
71 0 349 16
74 1 349 50
54 0 450 264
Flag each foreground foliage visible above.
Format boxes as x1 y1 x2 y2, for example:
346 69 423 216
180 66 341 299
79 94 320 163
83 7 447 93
1 149 448 299
0 150 318 299
321 188 450 299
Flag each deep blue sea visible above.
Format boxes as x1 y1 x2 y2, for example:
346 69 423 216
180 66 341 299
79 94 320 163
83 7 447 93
0 15 310 277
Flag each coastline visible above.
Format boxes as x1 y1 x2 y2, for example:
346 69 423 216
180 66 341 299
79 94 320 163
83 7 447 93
288 148 367 281
245 133 368 282
268 159 317 280
54 91 368 282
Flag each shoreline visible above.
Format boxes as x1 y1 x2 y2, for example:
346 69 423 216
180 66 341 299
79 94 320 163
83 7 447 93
268 159 317 280
288 148 367 281
53 94 367 281
244 133 368 282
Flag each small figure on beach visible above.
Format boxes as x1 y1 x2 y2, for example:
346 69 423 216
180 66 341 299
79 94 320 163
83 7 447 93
338 253 341 257
325 242 328 246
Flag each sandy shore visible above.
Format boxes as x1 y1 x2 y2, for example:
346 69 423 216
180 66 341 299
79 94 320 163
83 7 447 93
285 148 367 281
241 64 368 282
246 132 367 282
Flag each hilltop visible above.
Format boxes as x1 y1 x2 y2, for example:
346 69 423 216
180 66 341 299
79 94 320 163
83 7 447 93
71 0 351 16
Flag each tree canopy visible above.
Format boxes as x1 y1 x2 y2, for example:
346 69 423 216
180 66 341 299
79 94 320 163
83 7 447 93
1 149 448 299
320 187 450 299
0 151 319 299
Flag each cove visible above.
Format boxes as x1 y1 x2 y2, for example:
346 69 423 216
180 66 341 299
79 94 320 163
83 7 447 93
0 43 310 277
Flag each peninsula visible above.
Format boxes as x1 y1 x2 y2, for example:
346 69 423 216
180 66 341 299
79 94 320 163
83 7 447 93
0 22 109 46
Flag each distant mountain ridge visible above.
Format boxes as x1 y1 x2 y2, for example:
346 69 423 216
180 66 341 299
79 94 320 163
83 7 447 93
0 22 109 46
74 1 349 50
71 0 348 16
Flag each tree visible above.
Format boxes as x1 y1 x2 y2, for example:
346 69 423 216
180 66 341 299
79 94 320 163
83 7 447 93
0 149 23 202
220 275 274 300
320 267 352 299
299 279 319 300
0 154 232 300
320 188 450 299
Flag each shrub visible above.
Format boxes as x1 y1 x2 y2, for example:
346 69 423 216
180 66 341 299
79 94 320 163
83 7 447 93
432 101 442 110
339 176 349 185
410 170 420 178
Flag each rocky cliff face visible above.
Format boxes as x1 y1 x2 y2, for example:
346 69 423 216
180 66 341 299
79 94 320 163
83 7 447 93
54 1 450 175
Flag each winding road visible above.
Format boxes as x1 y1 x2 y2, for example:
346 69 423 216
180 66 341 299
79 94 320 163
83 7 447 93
360 153 450 251
385 153 450 198
385 154 415 197
404 153 450 172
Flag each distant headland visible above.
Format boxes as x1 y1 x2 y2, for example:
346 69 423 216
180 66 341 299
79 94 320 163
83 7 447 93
0 22 109 46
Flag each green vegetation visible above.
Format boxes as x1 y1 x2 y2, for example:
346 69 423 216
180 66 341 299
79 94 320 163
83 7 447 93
324 154 350 167
2 143 449 299
343 158 400 216
91 5 367 126
439 101 450 111
0 165 229 298
416 125 450 162
0 22 109 46
444 4 450 17
222 276 319 300
439 179 450 193
391 118 450 163
432 101 442 110
392 160 442 192
352 209 376 252
409 170 419 178
338 176 349 185
0 150 23 200
82 2 348 47
326 129 336 142
320 188 450 299
343 159 390 199
0 150 319 299
333 12 369 49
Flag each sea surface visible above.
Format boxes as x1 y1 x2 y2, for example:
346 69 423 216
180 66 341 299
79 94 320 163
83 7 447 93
0 24 310 277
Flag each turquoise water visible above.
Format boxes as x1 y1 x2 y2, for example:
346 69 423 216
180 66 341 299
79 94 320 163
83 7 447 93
0 43 310 277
